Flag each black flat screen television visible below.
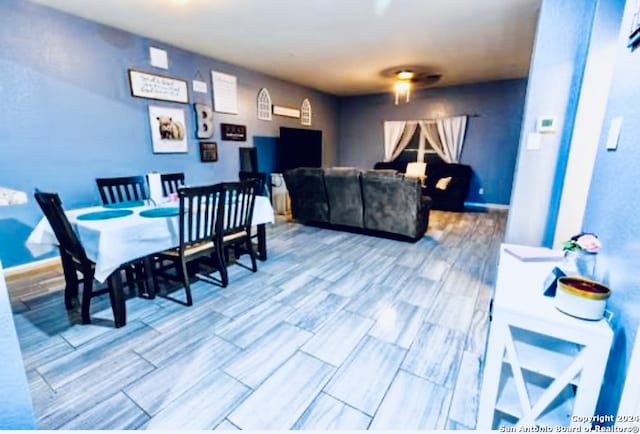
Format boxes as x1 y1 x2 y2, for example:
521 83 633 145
278 127 322 171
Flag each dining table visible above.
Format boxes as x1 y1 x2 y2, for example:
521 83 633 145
26 196 275 284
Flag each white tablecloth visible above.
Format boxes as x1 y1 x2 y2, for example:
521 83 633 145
26 196 274 282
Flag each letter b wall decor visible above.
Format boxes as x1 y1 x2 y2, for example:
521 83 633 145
194 103 214 139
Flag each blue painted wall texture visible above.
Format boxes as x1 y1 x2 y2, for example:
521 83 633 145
337 79 528 205
505 0 597 247
0 0 339 267
583 0 640 417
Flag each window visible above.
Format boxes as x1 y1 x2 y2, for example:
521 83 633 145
300 98 312 126
396 128 438 163
257 88 272 121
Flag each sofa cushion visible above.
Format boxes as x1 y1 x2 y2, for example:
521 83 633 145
324 167 364 227
361 171 428 239
435 176 452 190
283 167 330 223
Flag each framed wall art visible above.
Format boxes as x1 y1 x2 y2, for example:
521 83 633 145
257 88 272 121
300 98 312 126
221 123 247 141
129 69 189 103
148 105 188 153
200 142 218 162
211 70 238 114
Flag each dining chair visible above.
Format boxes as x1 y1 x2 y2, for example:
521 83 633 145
33 190 133 327
238 171 268 254
216 180 259 287
239 171 268 198
160 172 185 196
154 183 225 304
96 175 148 205
96 175 152 295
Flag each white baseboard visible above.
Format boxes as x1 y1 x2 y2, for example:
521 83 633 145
4 256 61 278
464 201 510 211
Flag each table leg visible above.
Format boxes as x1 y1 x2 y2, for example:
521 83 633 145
107 271 126 328
257 224 267 261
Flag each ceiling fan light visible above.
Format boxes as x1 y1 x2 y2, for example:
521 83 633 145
394 80 410 93
394 80 411 105
397 70 414 80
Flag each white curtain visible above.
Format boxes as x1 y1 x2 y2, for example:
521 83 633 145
388 121 418 162
383 121 406 162
418 115 467 163
418 121 449 162
384 121 419 162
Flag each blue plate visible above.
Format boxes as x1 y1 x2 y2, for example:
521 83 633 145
77 209 133 221
139 207 180 218
103 200 145 209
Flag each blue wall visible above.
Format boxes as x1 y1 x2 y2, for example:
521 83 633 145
0 0 339 267
505 0 597 246
583 0 640 417
337 79 528 205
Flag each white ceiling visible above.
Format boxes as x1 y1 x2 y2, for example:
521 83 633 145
28 0 541 96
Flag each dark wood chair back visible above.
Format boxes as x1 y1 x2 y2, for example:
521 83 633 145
160 172 185 196
33 190 89 265
96 176 148 204
221 180 257 239
178 184 225 251
239 171 268 197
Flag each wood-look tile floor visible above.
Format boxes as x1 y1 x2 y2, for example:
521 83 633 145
7 210 507 430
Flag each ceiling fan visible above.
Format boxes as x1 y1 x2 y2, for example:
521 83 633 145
380 66 443 104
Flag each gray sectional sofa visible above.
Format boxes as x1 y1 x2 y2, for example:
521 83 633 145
283 167 432 240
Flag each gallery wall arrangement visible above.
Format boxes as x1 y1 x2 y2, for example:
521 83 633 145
0 0 340 268
127 47 315 162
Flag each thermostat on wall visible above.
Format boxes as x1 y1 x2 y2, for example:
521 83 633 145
537 116 557 133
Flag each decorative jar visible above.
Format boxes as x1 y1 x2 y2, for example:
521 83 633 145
555 276 611 320
562 250 597 279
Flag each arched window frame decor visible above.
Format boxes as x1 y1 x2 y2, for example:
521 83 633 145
300 98 312 126
257 88 272 121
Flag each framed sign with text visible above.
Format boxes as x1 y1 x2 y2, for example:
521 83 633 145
128 69 189 103
220 123 247 141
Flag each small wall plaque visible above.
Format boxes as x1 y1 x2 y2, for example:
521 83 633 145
221 123 247 141
273 105 301 118
200 142 218 162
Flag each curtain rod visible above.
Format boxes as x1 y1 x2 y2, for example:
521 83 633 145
383 113 480 122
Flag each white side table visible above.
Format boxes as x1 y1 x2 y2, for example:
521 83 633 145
478 244 614 429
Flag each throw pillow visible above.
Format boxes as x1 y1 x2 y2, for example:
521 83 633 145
436 176 452 190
